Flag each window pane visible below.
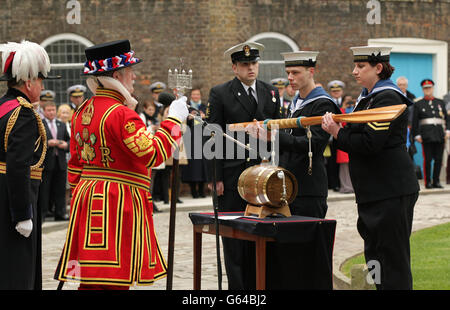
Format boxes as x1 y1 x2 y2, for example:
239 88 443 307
254 36 296 84
258 62 288 84
257 38 293 61
43 38 91 106
44 67 91 106
46 39 86 64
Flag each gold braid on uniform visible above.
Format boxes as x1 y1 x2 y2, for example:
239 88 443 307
4 96 47 170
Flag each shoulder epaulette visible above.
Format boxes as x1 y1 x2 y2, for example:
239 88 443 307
414 97 423 103
4 96 47 169
17 96 34 109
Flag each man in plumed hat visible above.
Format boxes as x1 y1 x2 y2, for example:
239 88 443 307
412 79 450 188
205 41 281 289
0 40 58 289
67 84 87 111
54 39 188 290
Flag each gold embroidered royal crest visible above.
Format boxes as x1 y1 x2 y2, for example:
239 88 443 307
125 121 136 134
243 45 251 57
76 129 97 163
82 102 95 125
81 143 96 163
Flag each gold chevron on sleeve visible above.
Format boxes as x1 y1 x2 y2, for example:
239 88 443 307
123 127 155 157
368 121 390 131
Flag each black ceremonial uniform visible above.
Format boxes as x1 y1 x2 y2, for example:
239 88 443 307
206 77 281 289
411 97 450 187
0 88 46 289
336 83 420 290
279 87 341 218
207 77 281 206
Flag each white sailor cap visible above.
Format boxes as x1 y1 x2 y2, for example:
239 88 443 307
224 42 265 63
67 84 87 97
281 51 319 67
327 80 346 90
40 90 56 101
149 81 166 93
270 77 289 88
350 46 392 63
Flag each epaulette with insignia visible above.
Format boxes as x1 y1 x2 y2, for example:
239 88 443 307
4 96 48 169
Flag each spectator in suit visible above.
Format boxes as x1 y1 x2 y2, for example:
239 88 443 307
38 101 70 221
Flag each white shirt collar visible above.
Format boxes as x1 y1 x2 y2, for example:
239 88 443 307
241 81 256 95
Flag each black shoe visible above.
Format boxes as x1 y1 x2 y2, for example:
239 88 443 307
55 215 69 221
432 182 444 189
177 199 183 203
425 183 433 189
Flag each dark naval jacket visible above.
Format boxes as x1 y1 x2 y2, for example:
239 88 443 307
206 77 281 211
336 80 420 204
278 87 341 199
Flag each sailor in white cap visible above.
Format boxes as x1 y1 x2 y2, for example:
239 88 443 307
245 50 341 289
321 45 419 290
0 40 58 289
67 84 87 110
205 41 281 290
275 51 340 218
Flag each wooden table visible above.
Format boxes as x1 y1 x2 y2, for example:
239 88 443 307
193 221 275 290
189 212 336 290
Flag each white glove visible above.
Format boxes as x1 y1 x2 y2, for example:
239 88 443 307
15 219 33 238
168 96 189 123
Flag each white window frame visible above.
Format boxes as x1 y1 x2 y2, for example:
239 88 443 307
40 33 94 69
368 38 448 97
249 32 299 65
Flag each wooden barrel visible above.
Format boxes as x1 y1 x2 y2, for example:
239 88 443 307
237 164 298 208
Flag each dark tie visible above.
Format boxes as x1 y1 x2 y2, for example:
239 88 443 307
248 87 258 110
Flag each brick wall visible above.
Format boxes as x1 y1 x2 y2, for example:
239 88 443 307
0 0 449 100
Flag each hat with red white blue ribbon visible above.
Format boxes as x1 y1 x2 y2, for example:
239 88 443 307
83 40 142 75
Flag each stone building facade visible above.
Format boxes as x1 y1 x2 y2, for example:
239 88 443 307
0 0 449 104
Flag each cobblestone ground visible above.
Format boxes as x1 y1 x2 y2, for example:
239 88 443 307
42 189 450 290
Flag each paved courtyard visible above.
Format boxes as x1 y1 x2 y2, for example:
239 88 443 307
41 185 450 290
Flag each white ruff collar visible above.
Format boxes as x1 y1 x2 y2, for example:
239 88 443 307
86 76 138 108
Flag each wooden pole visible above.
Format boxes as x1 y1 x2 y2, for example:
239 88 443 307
166 152 179 290
228 104 406 131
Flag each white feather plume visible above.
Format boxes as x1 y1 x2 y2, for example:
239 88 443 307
0 40 50 82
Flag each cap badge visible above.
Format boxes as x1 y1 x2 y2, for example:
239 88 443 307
243 45 251 57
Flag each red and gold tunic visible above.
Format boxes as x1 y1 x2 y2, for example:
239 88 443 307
55 88 181 286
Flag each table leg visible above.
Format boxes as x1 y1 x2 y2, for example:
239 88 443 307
255 238 266 290
193 228 202 290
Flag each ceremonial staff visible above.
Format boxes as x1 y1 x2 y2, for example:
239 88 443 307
166 64 192 290
228 104 406 131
